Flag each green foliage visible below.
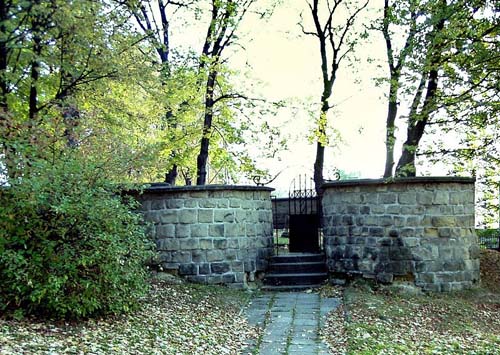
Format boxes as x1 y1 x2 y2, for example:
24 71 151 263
0 155 154 319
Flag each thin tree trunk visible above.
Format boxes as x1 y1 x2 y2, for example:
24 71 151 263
394 4 445 176
383 93 398 178
196 68 217 185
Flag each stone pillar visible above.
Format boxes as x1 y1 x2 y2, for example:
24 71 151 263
322 177 480 292
136 184 274 287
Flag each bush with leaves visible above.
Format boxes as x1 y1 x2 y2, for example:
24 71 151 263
0 155 154 320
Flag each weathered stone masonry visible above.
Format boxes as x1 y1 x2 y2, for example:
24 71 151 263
322 177 480 291
137 184 274 287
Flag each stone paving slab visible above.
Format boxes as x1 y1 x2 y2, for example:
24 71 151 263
244 292 341 355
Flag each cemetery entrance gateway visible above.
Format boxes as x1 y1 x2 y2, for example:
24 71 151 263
288 175 320 253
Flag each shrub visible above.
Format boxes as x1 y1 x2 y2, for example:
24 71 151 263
0 156 154 319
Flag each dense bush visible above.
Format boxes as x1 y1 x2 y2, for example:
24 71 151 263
0 157 154 319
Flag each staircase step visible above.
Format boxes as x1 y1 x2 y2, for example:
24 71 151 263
261 284 324 292
263 272 328 286
270 253 325 264
269 261 327 274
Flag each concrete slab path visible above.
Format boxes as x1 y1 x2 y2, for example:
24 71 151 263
244 292 341 355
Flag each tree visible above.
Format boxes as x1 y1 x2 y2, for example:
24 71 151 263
124 0 199 184
301 0 368 193
195 0 258 185
379 0 499 177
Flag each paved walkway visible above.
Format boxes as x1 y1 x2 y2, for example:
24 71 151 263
244 292 341 355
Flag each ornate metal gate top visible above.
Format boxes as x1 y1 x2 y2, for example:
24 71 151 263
289 175 318 216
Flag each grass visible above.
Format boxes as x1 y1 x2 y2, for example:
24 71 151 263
0 279 257 355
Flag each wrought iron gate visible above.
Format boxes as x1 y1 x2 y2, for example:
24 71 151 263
288 175 320 253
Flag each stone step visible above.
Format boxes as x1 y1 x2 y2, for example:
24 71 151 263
269 261 327 274
260 284 324 292
269 253 325 264
263 272 328 286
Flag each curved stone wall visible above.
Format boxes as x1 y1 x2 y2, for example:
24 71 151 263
322 177 480 292
137 184 274 287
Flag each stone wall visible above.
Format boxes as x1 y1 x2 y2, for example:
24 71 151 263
322 177 480 292
137 184 274 287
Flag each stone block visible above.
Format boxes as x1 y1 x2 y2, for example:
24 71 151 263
157 238 179 251
214 209 234 223
199 263 210 274
213 238 228 249
167 199 184 209
171 251 192 263
229 198 241 208
380 215 393 226
199 238 213 250
406 216 421 227
160 210 178 224
342 215 354 225
207 275 222 284
372 205 386 214
207 250 224 262
235 210 247 223
424 227 439 238
416 272 435 284
226 238 240 248
209 224 225 238
224 249 238 261
433 191 449 205
216 199 229 208
438 228 451 238
360 206 370 215
191 224 208 238
179 209 198 224
157 224 175 238
192 250 207 263
469 245 480 259
231 261 244 272
211 262 230 274
349 226 362 236
151 199 165 210
361 194 378 204
399 192 416 205
225 223 244 238
178 263 198 276
379 193 397 204
386 205 400 214
180 238 200 250
389 247 413 261
175 224 191 238
369 227 384 237
431 216 455 228
199 199 217 208
258 211 270 222
184 199 198 208
347 205 360 214
198 209 214 223
222 273 236 284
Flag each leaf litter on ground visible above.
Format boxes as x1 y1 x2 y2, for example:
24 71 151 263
0 280 259 355
321 250 500 354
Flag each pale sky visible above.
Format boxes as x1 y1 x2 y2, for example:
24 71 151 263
228 1 394 195
167 0 452 195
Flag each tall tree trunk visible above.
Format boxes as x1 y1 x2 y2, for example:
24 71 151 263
395 67 439 176
313 141 325 194
196 68 217 185
383 91 398 178
394 4 445 176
